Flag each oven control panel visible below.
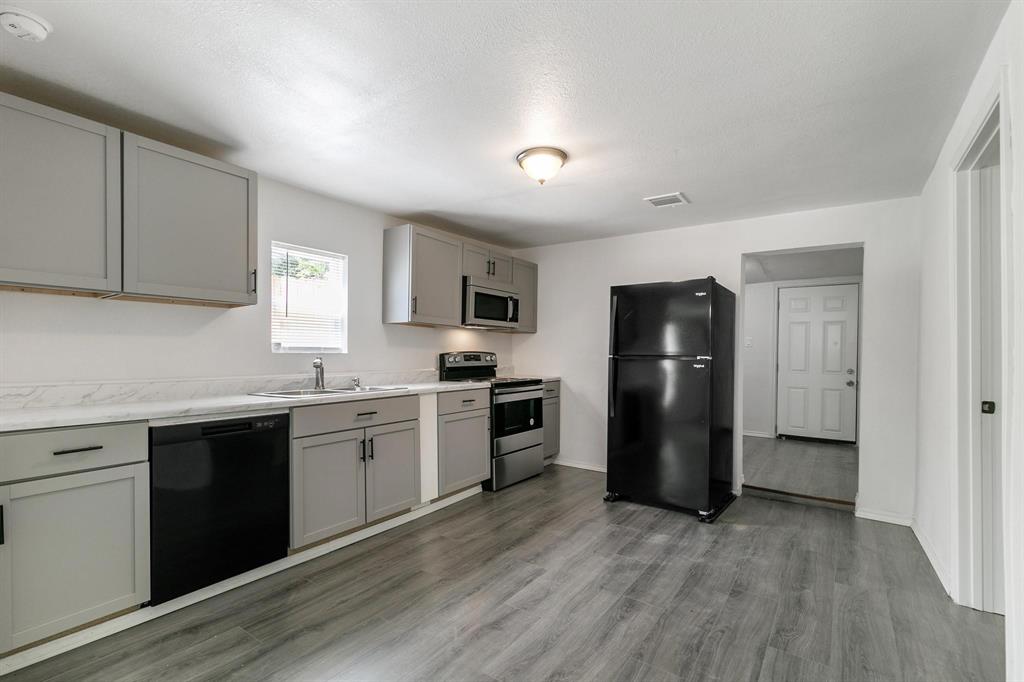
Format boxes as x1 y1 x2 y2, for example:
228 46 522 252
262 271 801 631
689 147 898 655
442 351 496 367
439 351 498 382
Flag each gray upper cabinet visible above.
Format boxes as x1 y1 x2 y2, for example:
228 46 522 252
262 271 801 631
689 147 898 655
512 258 538 333
383 224 463 326
291 428 367 548
438 407 491 495
462 242 512 285
490 252 513 284
0 93 121 293
0 463 149 654
365 420 420 522
122 133 257 305
462 243 491 280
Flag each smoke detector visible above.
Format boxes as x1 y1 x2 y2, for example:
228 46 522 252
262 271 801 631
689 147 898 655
644 192 691 207
1 6 52 42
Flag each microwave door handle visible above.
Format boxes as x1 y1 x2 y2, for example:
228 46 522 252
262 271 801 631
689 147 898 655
507 297 513 322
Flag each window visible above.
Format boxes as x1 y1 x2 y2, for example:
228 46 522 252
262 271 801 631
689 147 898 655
271 242 348 353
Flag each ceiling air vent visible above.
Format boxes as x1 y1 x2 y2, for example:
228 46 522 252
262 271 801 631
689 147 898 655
644 192 690 207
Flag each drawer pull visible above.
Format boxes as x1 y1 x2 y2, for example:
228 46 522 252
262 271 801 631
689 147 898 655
356 411 378 418
52 445 104 456
461 399 476 404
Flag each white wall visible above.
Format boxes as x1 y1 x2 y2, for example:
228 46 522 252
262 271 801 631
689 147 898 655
512 196 921 522
741 282 775 437
913 2 1023 676
0 178 513 386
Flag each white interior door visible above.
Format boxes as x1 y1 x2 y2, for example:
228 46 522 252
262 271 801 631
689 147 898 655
776 284 859 441
978 159 1003 614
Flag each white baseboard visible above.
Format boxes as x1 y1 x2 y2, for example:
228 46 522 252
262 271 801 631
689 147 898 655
743 430 775 439
553 458 607 473
0 486 483 676
911 521 953 597
854 507 913 526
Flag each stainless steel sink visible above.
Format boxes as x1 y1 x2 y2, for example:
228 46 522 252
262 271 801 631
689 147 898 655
249 389 353 398
250 387 404 399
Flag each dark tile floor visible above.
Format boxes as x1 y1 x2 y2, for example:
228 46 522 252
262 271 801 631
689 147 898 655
8 466 1003 681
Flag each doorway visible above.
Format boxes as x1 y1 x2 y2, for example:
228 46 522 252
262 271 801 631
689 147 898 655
740 246 863 508
955 97 1005 615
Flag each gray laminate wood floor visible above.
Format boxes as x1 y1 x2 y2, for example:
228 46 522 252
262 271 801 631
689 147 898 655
744 435 859 503
8 466 1002 681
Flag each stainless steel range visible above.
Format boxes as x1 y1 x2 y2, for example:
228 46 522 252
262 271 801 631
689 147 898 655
439 352 544 490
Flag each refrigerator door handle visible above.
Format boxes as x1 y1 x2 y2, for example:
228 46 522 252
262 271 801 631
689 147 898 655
609 295 618 355
608 360 617 418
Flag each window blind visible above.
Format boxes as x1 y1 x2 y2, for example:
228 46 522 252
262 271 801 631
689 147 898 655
271 241 348 353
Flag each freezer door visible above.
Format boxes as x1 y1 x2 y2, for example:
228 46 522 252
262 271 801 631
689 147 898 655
609 280 712 357
607 356 711 511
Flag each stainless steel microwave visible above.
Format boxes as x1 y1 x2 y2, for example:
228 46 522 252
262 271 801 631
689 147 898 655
463 277 520 329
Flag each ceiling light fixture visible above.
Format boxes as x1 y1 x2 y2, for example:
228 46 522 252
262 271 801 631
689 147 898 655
0 6 52 42
516 147 567 185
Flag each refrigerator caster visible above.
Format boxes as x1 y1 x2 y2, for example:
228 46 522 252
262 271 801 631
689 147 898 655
697 494 736 523
603 492 620 502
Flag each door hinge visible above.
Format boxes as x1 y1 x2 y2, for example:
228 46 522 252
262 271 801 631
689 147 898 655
982 400 996 414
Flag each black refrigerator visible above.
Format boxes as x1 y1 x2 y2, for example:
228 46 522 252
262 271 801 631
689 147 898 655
606 277 736 521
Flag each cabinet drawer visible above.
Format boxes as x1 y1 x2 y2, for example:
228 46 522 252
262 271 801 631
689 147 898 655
542 381 561 399
292 395 419 438
437 389 490 415
0 422 148 484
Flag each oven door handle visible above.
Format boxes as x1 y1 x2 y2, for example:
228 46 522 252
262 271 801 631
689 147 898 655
493 389 544 404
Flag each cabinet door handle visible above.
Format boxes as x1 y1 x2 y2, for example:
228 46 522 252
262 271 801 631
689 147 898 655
0 505 4 546
250 268 257 295
412 296 417 314
53 445 103 456
368 437 375 460
360 439 366 462
356 411 378 418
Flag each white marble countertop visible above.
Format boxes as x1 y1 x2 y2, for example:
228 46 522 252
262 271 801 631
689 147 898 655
0 381 492 434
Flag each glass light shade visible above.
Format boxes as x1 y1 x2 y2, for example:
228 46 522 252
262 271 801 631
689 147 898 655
517 147 567 185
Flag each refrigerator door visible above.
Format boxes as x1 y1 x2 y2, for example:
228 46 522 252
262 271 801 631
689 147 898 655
609 280 712 357
607 356 711 511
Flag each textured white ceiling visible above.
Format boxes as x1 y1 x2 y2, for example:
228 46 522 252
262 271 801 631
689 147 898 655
0 1 1008 247
744 247 864 284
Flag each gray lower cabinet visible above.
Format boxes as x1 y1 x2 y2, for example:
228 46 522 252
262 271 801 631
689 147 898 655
365 421 420 522
543 397 560 460
291 428 367 548
438 407 491 495
383 224 464 326
122 133 258 305
290 417 420 549
0 92 121 293
0 463 150 653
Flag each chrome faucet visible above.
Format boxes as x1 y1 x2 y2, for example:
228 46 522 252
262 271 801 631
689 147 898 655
313 357 325 390
351 376 361 389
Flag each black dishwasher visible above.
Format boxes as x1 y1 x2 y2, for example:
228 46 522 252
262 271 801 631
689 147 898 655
149 414 289 605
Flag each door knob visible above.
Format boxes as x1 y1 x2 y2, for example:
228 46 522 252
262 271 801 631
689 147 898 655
846 380 856 387
846 369 855 375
